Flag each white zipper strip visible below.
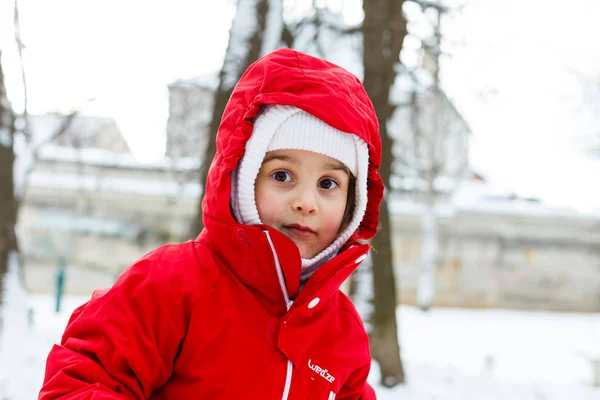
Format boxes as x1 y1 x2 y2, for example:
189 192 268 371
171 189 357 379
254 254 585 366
281 360 293 400
264 231 293 400
264 231 291 306
328 391 336 400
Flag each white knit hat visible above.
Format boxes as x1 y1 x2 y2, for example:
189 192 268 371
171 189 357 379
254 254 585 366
231 105 369 280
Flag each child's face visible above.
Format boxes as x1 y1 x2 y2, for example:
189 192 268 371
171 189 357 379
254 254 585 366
255 149 350 259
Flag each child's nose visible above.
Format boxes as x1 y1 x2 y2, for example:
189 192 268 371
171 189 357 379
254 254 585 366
292 188 318 215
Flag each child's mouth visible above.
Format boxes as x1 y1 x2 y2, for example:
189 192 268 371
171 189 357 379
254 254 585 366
284 224 316 238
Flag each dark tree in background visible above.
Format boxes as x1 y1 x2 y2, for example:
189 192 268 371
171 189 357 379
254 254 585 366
0 51 17 305
0 2 79 306
362 0 408 386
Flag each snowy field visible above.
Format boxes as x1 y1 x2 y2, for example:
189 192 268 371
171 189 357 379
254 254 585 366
1 267 599 399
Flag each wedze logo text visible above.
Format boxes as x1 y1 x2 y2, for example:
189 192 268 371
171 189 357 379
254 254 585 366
308 359 335 383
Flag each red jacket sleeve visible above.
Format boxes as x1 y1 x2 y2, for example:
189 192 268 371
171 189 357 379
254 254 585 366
337 363 377 400
39 249 199 399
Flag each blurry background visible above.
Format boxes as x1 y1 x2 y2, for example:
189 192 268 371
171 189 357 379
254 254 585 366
0 0 599 399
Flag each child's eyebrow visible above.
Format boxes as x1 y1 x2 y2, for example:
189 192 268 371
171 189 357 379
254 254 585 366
323 163 350 175
263 154 350 176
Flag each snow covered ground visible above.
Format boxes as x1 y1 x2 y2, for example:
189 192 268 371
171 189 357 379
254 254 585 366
373 307 600 399
1 264 599 399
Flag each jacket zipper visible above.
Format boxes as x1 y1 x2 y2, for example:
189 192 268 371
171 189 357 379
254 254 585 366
264 231 293 400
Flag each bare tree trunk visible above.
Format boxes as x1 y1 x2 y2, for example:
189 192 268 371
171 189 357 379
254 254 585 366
417 186 438 311
0 3 82 306
416 6 444 312
362 0 408 387
192 0 274 235
0 52 17 305
371 200 407 386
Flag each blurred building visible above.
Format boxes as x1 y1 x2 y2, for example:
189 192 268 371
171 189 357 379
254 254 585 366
18 114 200 294
163 66 600 312
389 81 471 198
391 181 600 312
166 73 216 158
17 80 600 312
28 114 130 153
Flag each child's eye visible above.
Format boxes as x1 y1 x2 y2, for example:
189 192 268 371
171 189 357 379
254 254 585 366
272 171 292 182
318 178 338 190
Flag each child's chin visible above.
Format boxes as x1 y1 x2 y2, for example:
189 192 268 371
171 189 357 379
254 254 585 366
287 238 324 259
298 247 322 260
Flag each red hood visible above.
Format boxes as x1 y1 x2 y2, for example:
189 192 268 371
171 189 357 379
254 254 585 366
201 48 383 240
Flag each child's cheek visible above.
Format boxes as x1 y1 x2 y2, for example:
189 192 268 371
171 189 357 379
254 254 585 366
322 208 345 234
256 195 279 226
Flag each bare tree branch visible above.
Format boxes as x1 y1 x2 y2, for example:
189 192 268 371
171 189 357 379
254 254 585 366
13 0 30 142
342 24 363 35
33 111 77 152
0 49 19 303
408 0 450 13
294 14 317 31
287 6 361 48
18 97 93 202
281 22 295 48
394 145 427 172
193 0 272 234
312 7 327 58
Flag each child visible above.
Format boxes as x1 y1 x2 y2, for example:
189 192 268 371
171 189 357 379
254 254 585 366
39 48 384 400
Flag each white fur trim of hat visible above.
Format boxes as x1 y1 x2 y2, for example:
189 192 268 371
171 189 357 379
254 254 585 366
231 105 369 282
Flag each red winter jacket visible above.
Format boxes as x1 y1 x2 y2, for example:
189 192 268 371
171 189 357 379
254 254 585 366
39 49 384 400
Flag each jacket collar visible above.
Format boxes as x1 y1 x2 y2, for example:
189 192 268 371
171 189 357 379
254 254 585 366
199 217 369 317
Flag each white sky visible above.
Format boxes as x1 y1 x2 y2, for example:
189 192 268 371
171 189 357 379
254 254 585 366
440 0 600 212
0 0 237 159
1 0 599 212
